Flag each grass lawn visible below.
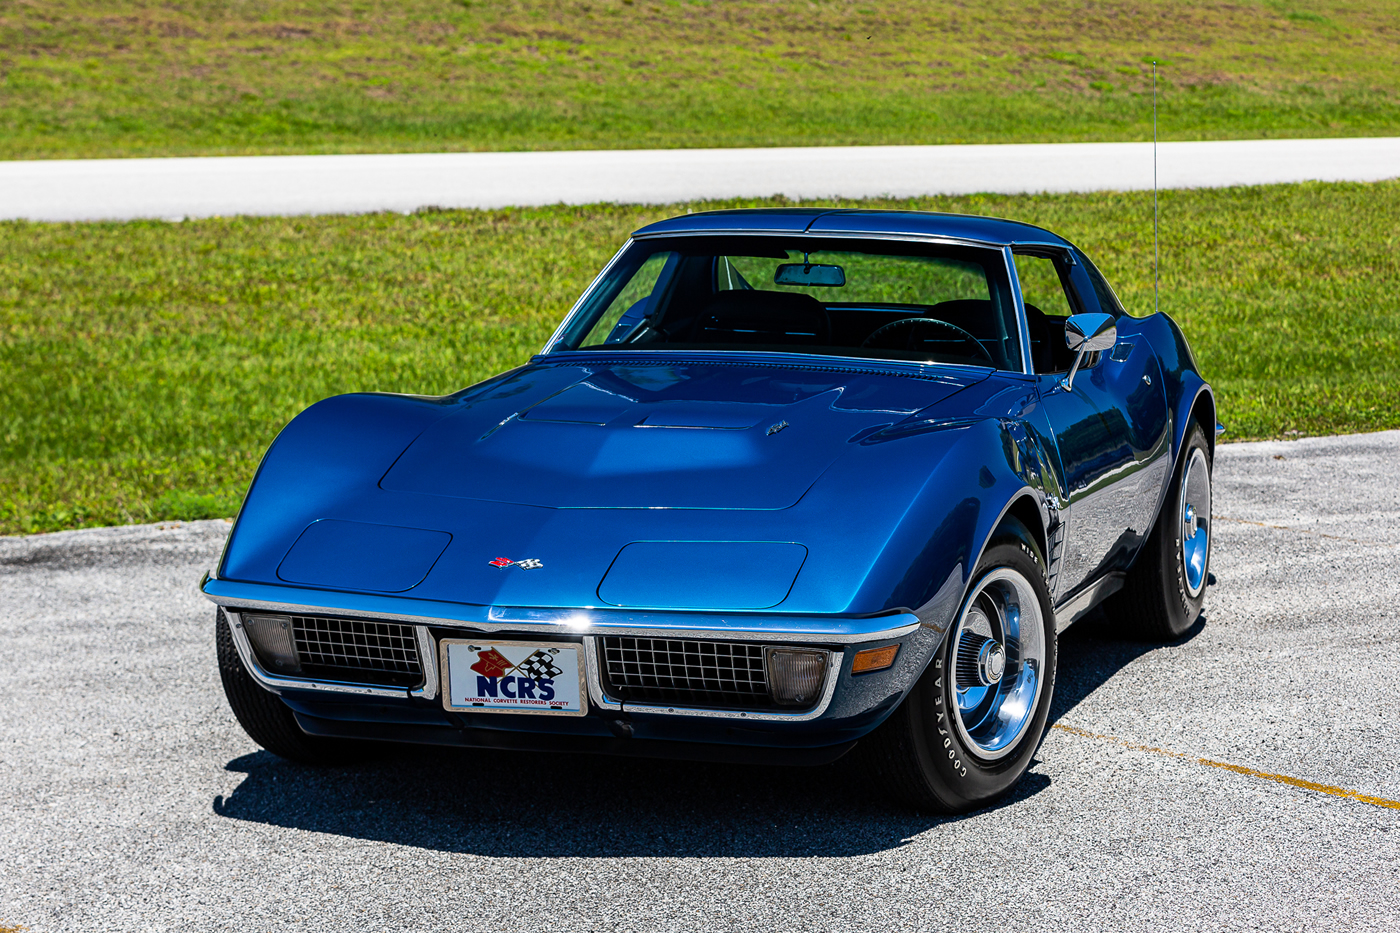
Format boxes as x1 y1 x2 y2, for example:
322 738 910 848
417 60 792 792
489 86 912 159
3 180 1398 536
3 0 1400 159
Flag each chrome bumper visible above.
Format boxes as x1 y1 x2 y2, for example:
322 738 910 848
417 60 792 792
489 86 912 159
206 574 922 724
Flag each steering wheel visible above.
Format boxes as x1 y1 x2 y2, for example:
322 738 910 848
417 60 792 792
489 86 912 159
861 317 996 366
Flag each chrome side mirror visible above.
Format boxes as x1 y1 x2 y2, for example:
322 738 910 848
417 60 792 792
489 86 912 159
1059 313 1117 391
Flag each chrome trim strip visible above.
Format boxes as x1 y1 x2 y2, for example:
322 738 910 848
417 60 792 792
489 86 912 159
615 649 844 723
202 578 921 645
224 611 412 699
409 625 438 701
582 636 622 712
1053 572 1127 634
225 598 858 721
1003 247 1035 376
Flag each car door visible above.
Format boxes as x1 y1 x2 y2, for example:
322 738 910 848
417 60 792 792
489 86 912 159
1014 249 1171 604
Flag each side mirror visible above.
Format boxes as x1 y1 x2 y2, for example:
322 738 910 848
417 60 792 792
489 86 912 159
1059 313 1117 391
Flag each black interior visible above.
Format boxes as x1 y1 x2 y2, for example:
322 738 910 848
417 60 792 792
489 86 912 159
688 289 832 345
663 293 1021 368
1025 302 1077 374
676 293 1079 374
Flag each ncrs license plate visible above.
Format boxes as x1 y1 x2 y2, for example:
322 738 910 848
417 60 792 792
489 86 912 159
439 639 587 716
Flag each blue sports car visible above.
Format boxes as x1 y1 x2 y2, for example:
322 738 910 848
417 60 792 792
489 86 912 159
204 208 1217 812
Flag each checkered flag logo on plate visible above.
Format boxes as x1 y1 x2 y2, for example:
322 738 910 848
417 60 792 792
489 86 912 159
514 649 564 681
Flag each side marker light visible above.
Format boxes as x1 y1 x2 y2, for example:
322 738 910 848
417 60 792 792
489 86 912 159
851 644 899 675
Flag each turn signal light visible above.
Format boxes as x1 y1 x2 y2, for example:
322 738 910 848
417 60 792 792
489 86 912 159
242 614 302 674
766 648 829 707
851 644 899 675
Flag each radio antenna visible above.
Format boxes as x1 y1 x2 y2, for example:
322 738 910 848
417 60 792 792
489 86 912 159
1153 60 1159 316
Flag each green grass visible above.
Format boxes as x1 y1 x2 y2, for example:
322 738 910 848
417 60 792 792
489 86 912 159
3 0 1400 159
3 180 1399 536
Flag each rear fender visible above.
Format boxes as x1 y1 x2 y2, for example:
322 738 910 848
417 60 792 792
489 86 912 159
1133 312 1217 542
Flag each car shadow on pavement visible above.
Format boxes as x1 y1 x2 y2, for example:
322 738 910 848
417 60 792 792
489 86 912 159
213 747 1050 858
1050 608 1208 725
212 610 1200 858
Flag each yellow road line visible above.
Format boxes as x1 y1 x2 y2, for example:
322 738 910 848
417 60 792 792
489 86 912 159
1051 723 1400 811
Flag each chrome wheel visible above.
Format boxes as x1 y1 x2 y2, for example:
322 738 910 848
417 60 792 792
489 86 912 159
1180 447 1212 599
950 566 1047 761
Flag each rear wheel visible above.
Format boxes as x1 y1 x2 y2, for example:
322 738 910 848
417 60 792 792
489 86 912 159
861 524 1057 812
1114 420 1213 640
216 609 369 765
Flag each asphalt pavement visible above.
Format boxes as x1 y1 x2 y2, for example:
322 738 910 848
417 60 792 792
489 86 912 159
2 430 1399 931
3 136 1400 222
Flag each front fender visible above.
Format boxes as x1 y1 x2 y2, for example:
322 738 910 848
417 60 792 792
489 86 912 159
217 392 460 583
844 416 1056 686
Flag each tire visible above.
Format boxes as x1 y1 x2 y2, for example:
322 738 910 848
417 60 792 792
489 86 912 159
215 609 369 765
1114 420 1213 641
860 522 1057 813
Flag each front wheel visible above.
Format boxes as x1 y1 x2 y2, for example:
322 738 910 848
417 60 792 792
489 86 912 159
860 527 1057 813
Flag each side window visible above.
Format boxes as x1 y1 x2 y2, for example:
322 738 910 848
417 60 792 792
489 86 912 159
1076 251 1128 316
716 256 755 291
1014 252 1082 375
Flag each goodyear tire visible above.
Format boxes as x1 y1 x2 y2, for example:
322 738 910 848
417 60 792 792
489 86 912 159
1114 420 1213 641
216 609 369 765
861 520 1057 813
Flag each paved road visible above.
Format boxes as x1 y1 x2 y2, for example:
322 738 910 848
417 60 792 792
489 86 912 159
3 137 1399 222
2 431 1399 931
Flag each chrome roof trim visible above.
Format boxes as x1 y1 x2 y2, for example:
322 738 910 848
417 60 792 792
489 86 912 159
628 227 1012 250
1003 246 1036 376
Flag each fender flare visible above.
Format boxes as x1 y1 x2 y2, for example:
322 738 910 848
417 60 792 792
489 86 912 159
1135 312 1218 546
890 427 1057 686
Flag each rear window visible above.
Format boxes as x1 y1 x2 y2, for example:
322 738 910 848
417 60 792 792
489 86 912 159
554 236 1022 371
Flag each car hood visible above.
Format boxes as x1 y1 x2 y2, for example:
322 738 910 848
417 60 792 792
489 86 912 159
380 357 991 510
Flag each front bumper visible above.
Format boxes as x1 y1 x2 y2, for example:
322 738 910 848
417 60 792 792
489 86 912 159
203 574 937 754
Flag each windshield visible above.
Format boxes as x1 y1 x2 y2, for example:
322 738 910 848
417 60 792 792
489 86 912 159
551 236 1023 371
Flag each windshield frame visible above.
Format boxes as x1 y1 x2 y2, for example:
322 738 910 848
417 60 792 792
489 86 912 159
541 231 1034 375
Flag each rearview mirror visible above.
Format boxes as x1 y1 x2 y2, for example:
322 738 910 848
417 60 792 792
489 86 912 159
1059 312 1117 391
774 263 846 287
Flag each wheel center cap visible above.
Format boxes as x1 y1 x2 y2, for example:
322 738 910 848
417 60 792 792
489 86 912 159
1184 503 1198 540
979 641 1006 685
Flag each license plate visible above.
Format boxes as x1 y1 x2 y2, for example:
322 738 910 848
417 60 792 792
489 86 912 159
439 639 587 716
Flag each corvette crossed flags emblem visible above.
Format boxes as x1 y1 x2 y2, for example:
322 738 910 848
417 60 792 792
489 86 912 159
489 557 543 570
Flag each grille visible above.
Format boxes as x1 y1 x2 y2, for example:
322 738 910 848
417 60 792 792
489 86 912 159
600 636 775 709
291 615 423 688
